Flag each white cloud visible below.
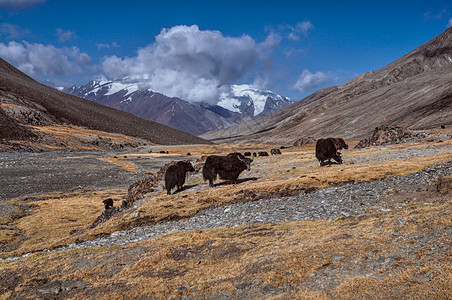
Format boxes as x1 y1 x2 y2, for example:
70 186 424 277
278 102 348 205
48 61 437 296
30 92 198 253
292 69 332 93
298 21 314 35
288 32 299 41
1 23 29 39
261 31 282 49
96 42 120 50
56 29 75 43
287 20 314 41
448 18 452 27
0 41 91 77
0 0 45 9
102 25 265 103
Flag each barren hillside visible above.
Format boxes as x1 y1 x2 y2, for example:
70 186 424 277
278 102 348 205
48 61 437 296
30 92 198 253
0 58 209 151
201 27 452 144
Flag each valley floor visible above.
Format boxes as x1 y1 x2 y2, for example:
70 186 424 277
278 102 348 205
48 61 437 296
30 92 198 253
0 140 451 299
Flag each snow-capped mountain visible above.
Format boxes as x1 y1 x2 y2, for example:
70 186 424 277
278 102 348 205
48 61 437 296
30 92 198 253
218 84 293 118
63 79 293 135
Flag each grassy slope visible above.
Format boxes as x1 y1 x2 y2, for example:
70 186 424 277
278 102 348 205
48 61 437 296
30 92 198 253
0 140 451 299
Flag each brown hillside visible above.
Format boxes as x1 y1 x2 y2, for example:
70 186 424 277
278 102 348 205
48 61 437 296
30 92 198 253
0 58 210 148
201 27 452 144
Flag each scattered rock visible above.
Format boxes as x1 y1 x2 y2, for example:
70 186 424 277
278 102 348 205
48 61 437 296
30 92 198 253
235 283 250 290
435 175 452 195
252 278 264 285
293 137 316 147
355 125 451 148
37 280 89 294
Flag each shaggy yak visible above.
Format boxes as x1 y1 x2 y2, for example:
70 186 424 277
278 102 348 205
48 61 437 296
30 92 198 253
271 148 282 155
165 161 195 194
102 198 114 210
202 152 252 187
315 137 348 166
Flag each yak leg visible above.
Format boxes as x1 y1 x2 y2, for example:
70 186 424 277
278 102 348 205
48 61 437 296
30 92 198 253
333 152 343 164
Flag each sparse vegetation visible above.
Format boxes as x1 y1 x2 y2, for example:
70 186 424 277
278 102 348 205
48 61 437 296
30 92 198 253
1 139 451 298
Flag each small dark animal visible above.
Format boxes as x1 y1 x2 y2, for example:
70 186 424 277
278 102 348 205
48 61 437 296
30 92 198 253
202 152 252 187
270 148 282 155
159 150 166 154
103 198 114 210
165 161 195 195
244 152 252 156
187 153 191 156
315 137 348 166
258 151 269 157
441 125 446 129
253 152 257 157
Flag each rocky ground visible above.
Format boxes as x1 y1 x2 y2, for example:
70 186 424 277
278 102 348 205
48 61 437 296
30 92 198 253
0 141 451 299
53 161 451 251
0 147 189 201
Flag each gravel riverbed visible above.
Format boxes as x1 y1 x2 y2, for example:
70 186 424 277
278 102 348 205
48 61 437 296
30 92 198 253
58 161 451 251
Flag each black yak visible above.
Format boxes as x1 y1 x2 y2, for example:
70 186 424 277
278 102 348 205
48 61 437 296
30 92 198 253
165 161 195 195
258 151 269 157
244 152 252 156
202 152 252 187
271 148 282 155
103 198 114 210
328 137 349 152
315 137 348 166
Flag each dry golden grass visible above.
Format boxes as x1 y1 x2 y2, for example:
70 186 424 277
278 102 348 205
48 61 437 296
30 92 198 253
98 157 139 172
334 266 452 300
1 139 451 298
1 197 450 299
2 140 451 258
6 124 152 151
0 188 125 257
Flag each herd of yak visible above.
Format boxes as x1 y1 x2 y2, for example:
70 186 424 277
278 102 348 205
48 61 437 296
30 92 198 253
164 137 348 195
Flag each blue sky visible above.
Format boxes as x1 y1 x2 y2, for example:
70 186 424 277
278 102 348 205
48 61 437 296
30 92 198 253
1 0 452 103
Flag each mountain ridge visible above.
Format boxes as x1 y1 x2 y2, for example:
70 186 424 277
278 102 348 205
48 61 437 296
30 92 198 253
200 27 452 144
63 80 293 135
0 57 210 150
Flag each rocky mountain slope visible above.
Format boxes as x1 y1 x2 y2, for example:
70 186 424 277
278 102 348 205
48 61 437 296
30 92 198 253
0 58 209 150
201 27 452 144
64 80 292 135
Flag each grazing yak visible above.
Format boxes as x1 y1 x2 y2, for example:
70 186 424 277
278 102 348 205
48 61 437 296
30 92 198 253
203 152 252 187
258 151 269 157
244 152 252 156
271 148 282 155
102 198 114 210
315 137 348 166
165 161 195 194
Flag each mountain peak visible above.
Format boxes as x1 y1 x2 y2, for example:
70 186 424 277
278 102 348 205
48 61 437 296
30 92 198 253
218 84 292 117
64 80 292 135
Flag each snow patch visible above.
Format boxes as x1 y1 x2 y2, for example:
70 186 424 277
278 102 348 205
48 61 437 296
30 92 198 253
105 81 139 96
218 84 291 116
